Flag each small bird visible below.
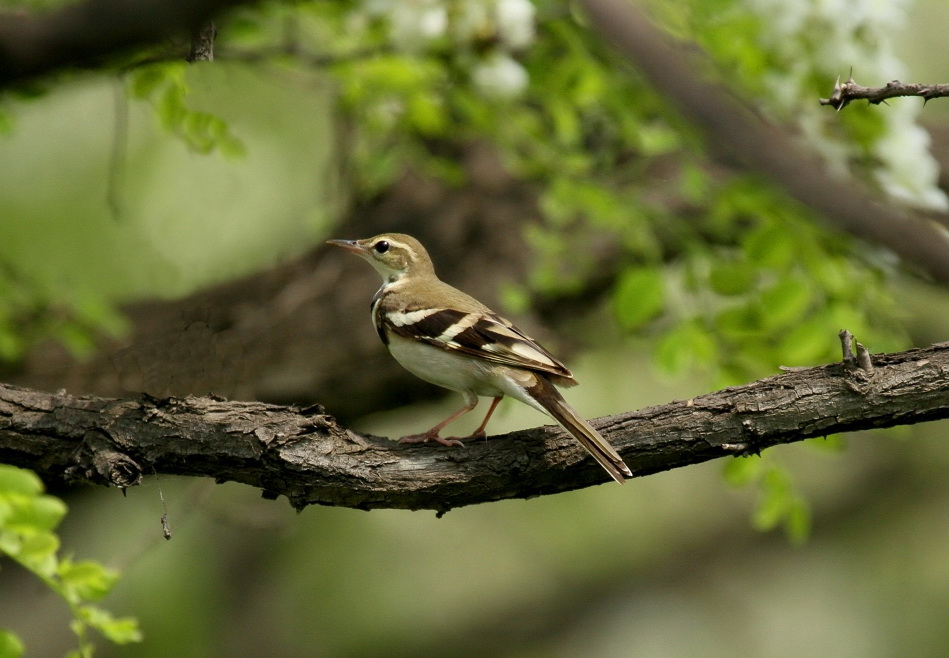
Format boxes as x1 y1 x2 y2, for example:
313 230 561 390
327 233 632 484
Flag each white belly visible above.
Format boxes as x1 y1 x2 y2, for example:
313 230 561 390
386 334 507 398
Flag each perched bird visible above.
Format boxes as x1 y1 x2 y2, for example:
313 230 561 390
327 233 632 484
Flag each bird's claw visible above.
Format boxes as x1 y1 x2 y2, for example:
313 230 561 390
398 433 465 448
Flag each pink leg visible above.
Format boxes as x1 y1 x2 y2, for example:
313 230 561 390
468 396 503 441
399 395 480 447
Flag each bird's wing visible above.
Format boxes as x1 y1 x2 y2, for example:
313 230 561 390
381 305 575 381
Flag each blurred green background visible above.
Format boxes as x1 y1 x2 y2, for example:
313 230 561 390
1 0 949 656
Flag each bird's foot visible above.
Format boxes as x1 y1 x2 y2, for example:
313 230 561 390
399 433 465 448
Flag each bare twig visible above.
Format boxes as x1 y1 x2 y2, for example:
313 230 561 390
187 21 217 63
1 342 947 513
821 76 949 111
839 329 857 365
855 343 874 373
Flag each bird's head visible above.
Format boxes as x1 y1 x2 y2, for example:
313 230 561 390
326 233 435 282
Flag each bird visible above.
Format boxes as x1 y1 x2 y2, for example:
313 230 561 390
326 233 632 484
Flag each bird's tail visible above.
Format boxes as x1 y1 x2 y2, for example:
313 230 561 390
527 376 632 484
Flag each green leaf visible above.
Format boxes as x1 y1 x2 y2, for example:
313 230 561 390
58 559 119 603
723 456 761 486
217 134 247 159
499 283 531 315
715 305 760 340
128 66 170 100
0 629 24 658
613 267 664 330
679 162 709 204
10 531 60 577
752 466 796 532
709 260 756 296
157 83 188 131
0 327 25 362
406 93 445 135
15 495 67 533
743 222 795 268
636 121 679 156
752 485 786 531
778 316 835 365
0 468 139 654
79 606 143 644
759 277 813 330
784 498 811 545
654 320 716 374
0 466 43 496
807 256 852 298
549 99 580 145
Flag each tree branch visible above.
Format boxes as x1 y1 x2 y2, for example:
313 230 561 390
187 21 217 63
820 76 949 111
2 341 947 514
0 0 250 87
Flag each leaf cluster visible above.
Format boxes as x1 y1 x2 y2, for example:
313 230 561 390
0 466 141 657
128 63 245 157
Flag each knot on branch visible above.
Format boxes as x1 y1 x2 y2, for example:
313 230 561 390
820 74 858 111
70 430 143 489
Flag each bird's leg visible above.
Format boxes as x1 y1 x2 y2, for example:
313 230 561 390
399 395 479 447
466 396 503 441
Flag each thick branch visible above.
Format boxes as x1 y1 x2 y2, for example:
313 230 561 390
821 77 949 111
0 0 250 87
1 342 946 513
579 0 949 279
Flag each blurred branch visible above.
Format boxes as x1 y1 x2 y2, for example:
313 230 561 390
187 21 217 63
0 0 251 87
579 0 949 279
821 76 949 111
2 342 947 513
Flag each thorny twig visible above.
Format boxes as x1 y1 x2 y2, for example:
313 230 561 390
820 75 949 111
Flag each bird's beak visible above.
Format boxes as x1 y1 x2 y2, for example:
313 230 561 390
326 239 367 255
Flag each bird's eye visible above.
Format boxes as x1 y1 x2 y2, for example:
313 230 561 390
374 240 389 254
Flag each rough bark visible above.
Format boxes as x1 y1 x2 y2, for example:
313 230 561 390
2 341 946 514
